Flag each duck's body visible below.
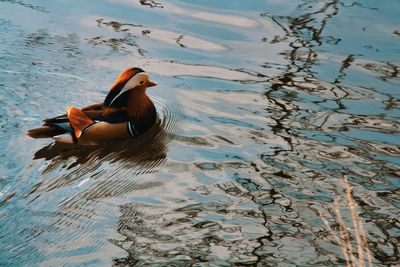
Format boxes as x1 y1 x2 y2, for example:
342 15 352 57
27 68 158 145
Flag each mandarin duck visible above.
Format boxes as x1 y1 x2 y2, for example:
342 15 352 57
27 67 158 145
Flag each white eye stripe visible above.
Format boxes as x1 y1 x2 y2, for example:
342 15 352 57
109 72 148 106
121 72 148 92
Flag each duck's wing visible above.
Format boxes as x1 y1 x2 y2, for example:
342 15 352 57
42 103 104 125
68 106 132 144
42 104 128 125
81 105 129 123
61 105 130 140
28 104 129 141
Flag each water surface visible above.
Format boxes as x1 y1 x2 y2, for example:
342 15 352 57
0 0 399 265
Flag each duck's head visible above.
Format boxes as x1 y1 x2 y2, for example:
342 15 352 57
103 67 157 107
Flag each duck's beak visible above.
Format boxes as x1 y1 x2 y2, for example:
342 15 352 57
148 81 158 87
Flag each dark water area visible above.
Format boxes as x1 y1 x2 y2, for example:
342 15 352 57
1 0 399 265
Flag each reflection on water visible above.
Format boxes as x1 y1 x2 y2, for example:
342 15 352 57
1 0 400 265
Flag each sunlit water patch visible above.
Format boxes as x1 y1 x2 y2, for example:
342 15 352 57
1 0 400 266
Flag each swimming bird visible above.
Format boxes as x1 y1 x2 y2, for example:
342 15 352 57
27 67 158 145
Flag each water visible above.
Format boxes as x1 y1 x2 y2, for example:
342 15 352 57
1 0 399 265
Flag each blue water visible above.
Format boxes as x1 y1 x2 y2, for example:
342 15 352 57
1 0 399 265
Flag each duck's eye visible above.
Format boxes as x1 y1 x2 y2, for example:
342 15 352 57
139 81 144 85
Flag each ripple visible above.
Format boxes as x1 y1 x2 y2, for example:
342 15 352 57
152 96 183 139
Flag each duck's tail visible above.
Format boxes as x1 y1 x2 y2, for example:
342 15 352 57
27 126 68 138
28 112 73 139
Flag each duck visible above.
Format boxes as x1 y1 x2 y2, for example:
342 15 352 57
27 67 158 145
